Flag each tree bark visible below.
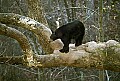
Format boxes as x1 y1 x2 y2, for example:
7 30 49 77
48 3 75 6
0 13 120 72
0 23 34 66
63 0 71 22
26 0 48 26
0 13 53 54
99 0 104 42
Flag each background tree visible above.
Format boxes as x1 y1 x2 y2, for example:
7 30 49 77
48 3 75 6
0 0 120 81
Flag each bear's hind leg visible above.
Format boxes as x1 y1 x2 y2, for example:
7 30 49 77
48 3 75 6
75 34 84 47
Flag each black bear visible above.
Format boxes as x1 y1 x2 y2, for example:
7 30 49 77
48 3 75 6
50 20 85 53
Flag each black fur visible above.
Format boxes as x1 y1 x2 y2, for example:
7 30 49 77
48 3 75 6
50 20 85 53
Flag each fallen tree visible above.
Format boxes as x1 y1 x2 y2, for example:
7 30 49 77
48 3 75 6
0 13 120 72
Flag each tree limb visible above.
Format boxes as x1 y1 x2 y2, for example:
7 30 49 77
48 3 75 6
0 13 120 72
0 56 23 65
0 13 53 54
33 40 120 72
0 23 34 66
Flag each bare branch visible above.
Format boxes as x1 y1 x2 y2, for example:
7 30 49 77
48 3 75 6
0 13 53 54
0 23 34 65
0 13 120 72
33 40 120 72
0 56 23 65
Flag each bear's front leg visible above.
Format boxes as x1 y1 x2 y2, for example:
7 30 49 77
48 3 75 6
60 46 69 53
59 37 70 53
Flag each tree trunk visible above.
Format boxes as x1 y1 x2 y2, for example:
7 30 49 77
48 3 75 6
26 0 48 26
